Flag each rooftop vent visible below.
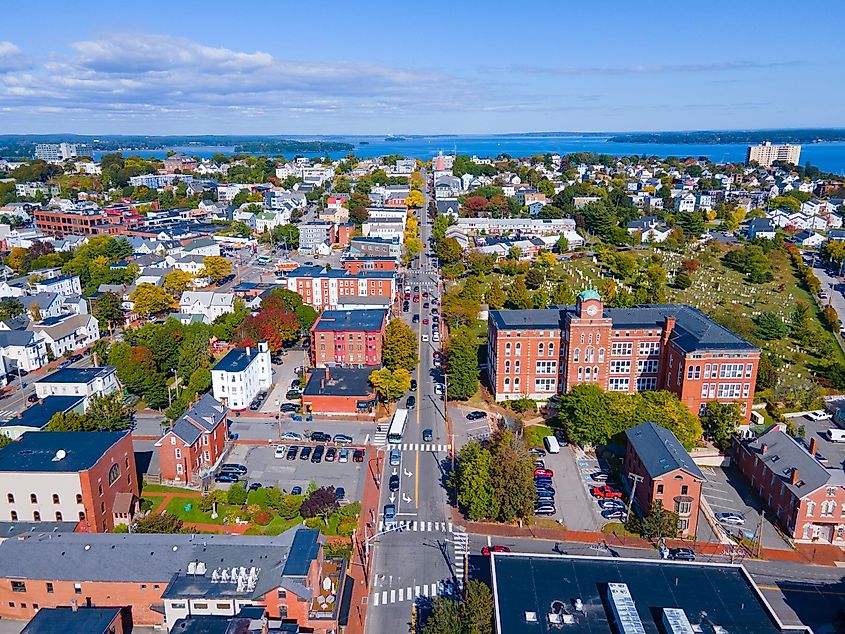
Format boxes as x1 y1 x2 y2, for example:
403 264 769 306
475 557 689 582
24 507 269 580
607 583 646 634
524 611 538 623
52 449 66 462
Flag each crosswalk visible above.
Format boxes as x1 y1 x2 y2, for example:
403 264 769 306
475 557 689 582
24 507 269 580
0 410 18 421
379 442 451 453
452 529 469 590
377 520 453 533
372 581 450 606
373 428 387 446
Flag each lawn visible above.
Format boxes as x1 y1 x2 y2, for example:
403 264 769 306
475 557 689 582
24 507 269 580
163 497 239 525
141 483 198 495
263 515 304 536
523 424 554 449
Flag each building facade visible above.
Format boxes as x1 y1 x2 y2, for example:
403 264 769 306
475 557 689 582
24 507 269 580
746 142 801 167
211 342 272 411
0 431 138 532
623 421 704 536
34 366 118 405
155 394 228 484
487 290 760 421
33 210 122 237
285 266 396 311
310 309 387 368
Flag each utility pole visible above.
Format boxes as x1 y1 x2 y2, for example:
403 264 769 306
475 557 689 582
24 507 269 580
755 508 765 558
626 472 644 524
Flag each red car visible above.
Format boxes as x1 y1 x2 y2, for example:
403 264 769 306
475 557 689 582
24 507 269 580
592 485 622 499
534 468 554 478
422 291 429 298
423 318 429 325
481 545 510 556
413 294 420 303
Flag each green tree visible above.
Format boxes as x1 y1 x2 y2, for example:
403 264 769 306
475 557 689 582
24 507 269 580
86 392 132 431
507 276 532 309
525 268 545 290
176 332 211 384
369 368 411 412
134 512 184 534
701 401 742 450
489 429 535 522
641 500 680 539
0 435 10 449
130 283 173 317
227 482 248 506
271 223 300 248
423 596 463 634
454 441 498 521
437 238 463 264
94 292 124 331
0 298 24 321
46 411 96 431
754 311 789 340
485 279 505 309
201 256 233 283
382 319 419 372
555 234 569 253
446 326 479 400
163 270 195 295
462 580 495 634
673 271 692 289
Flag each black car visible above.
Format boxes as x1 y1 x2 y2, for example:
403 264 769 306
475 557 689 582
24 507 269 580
27 394 39 404
286 446 299 460
17 369 28 377
325 447 337 462
69 354 83 362
220 463 247 474
412 314 420 323
249 400 260 411
335 487 346 500
353 449 364 462
215 473 239 483
280 403 298 412
422 428 433 442
311 445 325 463
410 379 417 391
299 446 312 460
248 482 263 492
528 448 547 457
286 390 302 400
291 486 302 495
389 474 400 492
310 431 331 443
466 410 486 421
668 548 696 561
406 395 416 410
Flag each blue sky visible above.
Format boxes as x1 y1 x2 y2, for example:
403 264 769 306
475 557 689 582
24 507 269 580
1 1 843 135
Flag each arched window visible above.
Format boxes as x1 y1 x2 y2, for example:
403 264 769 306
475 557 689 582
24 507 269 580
55 512 63 522
108 464 120 486
504 378 511 392
598 348 605 362
52 494 60 505
596 333 601 344
505 342 511 356
515 342 522 356
79 512 86 521
580 334 585 344
505 360 511 373
577 367 583 381
30 494 37 504
514 378 520 390
807 501 816 516
515 360 521 373
573 348 580 362
76 494 83 504
33 511 41 522
6 493 13 504
585 366 591 381
586 347 594 363
538 343 545 356
10 511 17 521
588 333 593 345
549 342 555 356
594 366 599 381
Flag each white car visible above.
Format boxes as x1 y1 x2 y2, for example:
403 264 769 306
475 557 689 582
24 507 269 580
432 333 440 342
280 431 303 441
274 444 287 459
422 334 429 342
434 383 444 396
715 512 745 526
807 410 832 421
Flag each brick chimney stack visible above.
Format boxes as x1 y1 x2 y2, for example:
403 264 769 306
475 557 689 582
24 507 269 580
761 443 768 455
662 316 676 343
809 438 818 457
791 468 800 485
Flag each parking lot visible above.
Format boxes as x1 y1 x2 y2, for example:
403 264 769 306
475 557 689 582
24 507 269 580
225 441 367 501
700 465 791 550
790 413 845 469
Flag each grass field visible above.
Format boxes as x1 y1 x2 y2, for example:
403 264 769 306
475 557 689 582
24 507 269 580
141 483 198 494
163 497 238 525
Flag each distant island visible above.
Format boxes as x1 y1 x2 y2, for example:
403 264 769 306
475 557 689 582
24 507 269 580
385 136 407 141
607 129 845 145
233 140 354 153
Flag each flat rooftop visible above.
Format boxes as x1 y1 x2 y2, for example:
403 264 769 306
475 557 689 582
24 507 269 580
491 554 803 634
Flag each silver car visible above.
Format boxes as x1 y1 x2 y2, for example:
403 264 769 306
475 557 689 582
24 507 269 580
715 512 745 526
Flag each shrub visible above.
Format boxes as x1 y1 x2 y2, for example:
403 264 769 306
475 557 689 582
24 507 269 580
337 516 358 537
337 501 361 517
246 503 262 518
244 526 263 535
253 510 273 526
278 494 303 520
247 487 270 508
508 397 537 414
226 483 247 506
301 487 339 519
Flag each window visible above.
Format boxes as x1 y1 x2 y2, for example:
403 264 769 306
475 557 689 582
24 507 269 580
535 378 555 392
78 512 85 521
657 484 664 494
32 511 40 521
11 581 25 593
586 347 594 363
611 342 632 356
580 333 585 344
514 360 521 373
514 378 520 390
46 583 53 594
598 348 605 362
719 363 744 379
610 360 631 374
216 603 230 610
503 378 511 392
535 361 557 374
704 363 711 379
608 378 629 391
743 383 750 398
637 359 658 374
505 360 510 373
52 494 60 505
10 511 17 521
30 493 37 504
745 363 753 378
638 341 660 356
709 383 716 398
717 383 742 399
175 448 182 460
573 348 580 362
76 494 83 504
806 501 816 517
55 512 62 521
584 366 591 381
636 377 657 391
515 342 522 356
98 483 103 496
203 435 209 446
681 485 688 495
176 464 183 474
505 342 511 356
676 500 692 515
538 343 544 356
686 365 701 380
170 436 176 445
577 367 583 381
6 493 12 504
701 383 709 398
549 343 555 356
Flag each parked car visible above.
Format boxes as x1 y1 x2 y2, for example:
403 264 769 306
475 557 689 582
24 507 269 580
466 410 487 421
353 449 365 462
334 434 353 445
69 354 83 362
529 448 547 457
808 410 832 421
590 471 610 482
325 447 337 462
310 431 331 443
280 403 298 413
411 379 417 391
249 400 261 411
481 545 510 556
535 488 555 500
335 487 346 501
534 503 557 516
534 476 553 487
220 463 247 474
286 390 302 400
286 446 299 460
434 383 443 395
280 431 302 441
533 460 545 469
591 485 622 499
389 474 400 492
290 486 302 495
422 428 433 442
412 314 420 324
534 468 554 478
715 512 746 526
274 444 287 459
668 548 696 561
311 445 325 463
299 446 312 460
422 334 429 342
248 482 263 492
599 499 625 510
215 473 239 483
338 448 350 463
27 394 39 404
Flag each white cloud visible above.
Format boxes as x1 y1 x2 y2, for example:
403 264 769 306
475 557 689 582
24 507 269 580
0 41 29 73
519 60 801 76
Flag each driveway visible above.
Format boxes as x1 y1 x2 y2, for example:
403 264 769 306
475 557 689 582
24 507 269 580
551 446 607 531
700 465 792 551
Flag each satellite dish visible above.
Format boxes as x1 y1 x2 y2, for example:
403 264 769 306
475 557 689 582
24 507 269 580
53 450 67 461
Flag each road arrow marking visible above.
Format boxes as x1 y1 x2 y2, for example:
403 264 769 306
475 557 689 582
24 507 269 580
403 493 412 503
390 493 396 503
404 468 413 477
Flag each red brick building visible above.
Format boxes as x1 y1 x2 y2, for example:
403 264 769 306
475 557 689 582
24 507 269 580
310 309 388 368
623 421 704 536
341 256 397 274
285 265 396 311
0 431 138 533
336 222 355 248
487 290 760 421
33 209 124 237
301 367 376 419
734 428 845 543
155 394 227 484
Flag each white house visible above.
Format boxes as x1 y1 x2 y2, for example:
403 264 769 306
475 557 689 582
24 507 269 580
34 365 118 407
20 292 65 321
674 192 696 213
33 275 82 297
27 314 100 358
179 291 235 324
792 230 826 249
181 238 221 258
746 218 777 240
362 218 405 243
0 330 48 372
211 342 272 411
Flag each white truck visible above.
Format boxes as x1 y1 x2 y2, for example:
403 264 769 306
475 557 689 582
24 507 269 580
826 428 845 443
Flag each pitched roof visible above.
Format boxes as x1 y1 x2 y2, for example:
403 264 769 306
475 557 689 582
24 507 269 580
22 607 122 634
625 421 703 479
213 346 266 373
165 394 228 444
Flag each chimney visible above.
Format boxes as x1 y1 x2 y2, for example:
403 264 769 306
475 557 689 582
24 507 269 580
662 316 676 343
791 468 800 485
246 346 251 357
71 598 78 613
760 443 768 455
809 438 818 457
325 366 330 381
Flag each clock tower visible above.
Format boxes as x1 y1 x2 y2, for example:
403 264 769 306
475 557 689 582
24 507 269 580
563 289 612 392
576 288 604 319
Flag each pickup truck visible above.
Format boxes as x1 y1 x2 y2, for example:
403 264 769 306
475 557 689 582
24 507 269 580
591 485 623 500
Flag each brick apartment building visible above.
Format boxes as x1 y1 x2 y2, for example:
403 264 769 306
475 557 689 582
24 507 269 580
341 256 397 274
155 394 227 484
301 367 377 419
0 528 344 632
487 290 760 421
734 428 845 543
33 209 124 237
623 421 704 536
285 265 396 311
0 431 138 532
310 309 388 368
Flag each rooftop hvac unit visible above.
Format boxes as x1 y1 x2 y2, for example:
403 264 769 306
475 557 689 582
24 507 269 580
607 583 646 634
662 608 694 634
196 562 207 575
187 562 197 575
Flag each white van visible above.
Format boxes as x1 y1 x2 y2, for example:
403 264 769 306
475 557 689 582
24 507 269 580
543 435 561 454
826 429 845 443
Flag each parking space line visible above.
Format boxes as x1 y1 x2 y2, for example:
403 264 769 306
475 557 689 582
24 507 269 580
415 585 420 597
431 582 437 596
390 589 395 603
373 592 379 606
